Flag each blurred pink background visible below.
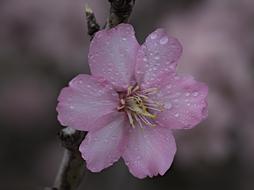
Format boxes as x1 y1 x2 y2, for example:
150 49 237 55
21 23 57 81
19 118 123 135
1 0 254 189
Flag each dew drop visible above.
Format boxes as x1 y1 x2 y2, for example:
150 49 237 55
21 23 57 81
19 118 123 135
113 157 118 162
164 102 172 109
134 146 139 151
174 113 179 117
122 37 127 41
155 56 160 60
143 57 148 62
185 92 190 97
96 33 102 39
166 84 172 89
150 33 157 39
70 105 74 109
192 92 199 96
159 36 169 45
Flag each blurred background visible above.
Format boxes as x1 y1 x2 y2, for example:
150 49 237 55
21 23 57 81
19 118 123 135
1 0 254 189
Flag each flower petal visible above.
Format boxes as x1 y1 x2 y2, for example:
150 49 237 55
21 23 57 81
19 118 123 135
122 127 176 179
56 74 119 131
79 113 128 172
88 24 140 90
155 73 208 129
135 29 182 89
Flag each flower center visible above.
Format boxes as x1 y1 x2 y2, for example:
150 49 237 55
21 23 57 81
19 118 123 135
117 85 164 128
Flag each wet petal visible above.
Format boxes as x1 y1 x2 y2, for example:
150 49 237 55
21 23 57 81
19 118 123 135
135 29 182 89
154 74 208 129
89 24 140 90
79 114 128 172
57 74 119 131
122 127 176 179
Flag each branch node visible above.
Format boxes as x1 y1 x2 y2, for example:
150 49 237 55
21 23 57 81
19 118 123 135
85 4 100 39
108 0 136 28
58 127 86 151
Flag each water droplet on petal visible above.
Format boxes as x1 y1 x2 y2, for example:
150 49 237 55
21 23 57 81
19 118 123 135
174 113 179 117
159 36 169 45
185 92 190 97
164 102 172 109
134 147 139 151
150 33 157 39
192 92 199 96
166 84 172 89
155 56 160 60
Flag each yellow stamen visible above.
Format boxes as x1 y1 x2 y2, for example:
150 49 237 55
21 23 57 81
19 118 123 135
126 111 135 128
142 88 158 94
118 85 164 129
126 96 156 119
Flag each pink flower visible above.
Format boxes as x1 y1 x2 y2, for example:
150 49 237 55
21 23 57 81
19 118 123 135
56 24 208 179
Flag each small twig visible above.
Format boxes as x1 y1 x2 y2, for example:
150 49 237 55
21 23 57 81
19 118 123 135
85 4 100 39
108 0 136 28
45 128 86 190
53 149 84 190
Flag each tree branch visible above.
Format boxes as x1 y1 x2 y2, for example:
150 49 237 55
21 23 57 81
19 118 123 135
108 0 136 28
45 128 86 190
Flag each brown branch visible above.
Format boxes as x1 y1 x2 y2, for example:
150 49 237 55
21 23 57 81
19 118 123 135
108 0 136 28
52 149 84 190
45 128 86 190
